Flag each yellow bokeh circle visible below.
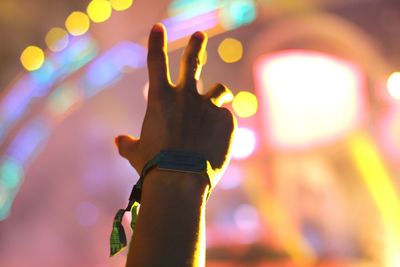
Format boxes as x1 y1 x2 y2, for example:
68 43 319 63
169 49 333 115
20 46 45 71
218 38 243 63
45 27 69 52
110 0 133 11
232 91 258 118
65 11 90 36
87 0 112 23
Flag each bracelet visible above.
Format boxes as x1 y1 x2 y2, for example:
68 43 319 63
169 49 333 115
109 150 213 256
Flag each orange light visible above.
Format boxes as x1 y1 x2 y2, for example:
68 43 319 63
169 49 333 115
65 11 90 36
20 46 45 71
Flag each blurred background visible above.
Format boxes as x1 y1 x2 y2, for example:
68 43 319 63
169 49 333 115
1 0 400 266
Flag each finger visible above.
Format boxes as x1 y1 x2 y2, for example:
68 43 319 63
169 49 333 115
205 83 234 107
178 31 208 89
147 23 171 90
114 135 139 160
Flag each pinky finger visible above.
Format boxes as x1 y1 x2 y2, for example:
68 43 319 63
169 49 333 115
205 83 234 107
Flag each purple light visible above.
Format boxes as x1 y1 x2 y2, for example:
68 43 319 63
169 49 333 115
163 11 218 42
6 119 49 166
82 42 146 98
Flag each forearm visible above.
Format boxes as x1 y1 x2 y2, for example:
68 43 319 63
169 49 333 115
126 170 209 267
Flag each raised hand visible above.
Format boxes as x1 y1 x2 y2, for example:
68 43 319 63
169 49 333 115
115 23 236 186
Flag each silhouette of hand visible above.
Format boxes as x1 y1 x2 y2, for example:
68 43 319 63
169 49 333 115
115 23 236 185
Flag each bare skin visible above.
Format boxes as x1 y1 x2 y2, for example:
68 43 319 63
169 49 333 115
115 23 236 267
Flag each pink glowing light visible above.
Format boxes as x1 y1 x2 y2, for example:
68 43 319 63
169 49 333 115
254 50 366 149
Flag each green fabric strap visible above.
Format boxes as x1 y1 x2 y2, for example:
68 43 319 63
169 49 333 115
109 202 139 256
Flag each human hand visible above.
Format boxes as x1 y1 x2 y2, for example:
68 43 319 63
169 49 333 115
115 23 236 186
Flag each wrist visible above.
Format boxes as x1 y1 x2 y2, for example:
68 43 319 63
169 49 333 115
142 169 210 202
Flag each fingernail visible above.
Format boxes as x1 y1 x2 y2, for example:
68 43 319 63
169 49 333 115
152 23 164 32
194 31 205 40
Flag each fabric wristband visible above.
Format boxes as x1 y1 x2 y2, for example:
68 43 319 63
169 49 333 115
109 150 213 257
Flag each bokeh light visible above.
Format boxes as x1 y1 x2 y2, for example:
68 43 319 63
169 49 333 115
0 197 11 221
46 85 82 119
218 38 243 63
232 91 258 118
232 127 256 159
87 0 113 23
110 0 133 11
168 0 219 21
234 204 260 231
32 60 55 86
0 157 23 190
20 46 45 71
219 0 257 30
387 72 400 100
45 27 69 52
65 11 90 36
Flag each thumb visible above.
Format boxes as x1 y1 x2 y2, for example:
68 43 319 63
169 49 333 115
114 135 139 160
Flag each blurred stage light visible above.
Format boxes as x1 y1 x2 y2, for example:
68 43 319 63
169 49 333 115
218 38 243 63
168 0 219 21
46 84 82 120
232 91 258 118
254 50 365 149
232 127 256 159
87 0 112 23
6 119 49 166
110 0 133 11
65 12 90 36
0 120 49 221
20 46 45 71
0 195 11 220
234 204 260 231
349 133 400 250
219 164 242 190
162 10 218 42
31 60 55 87
45 27 69 52
75 201 99 226
0 157 23 191
219 0 256 30
83 41 146 97
387 72 400 100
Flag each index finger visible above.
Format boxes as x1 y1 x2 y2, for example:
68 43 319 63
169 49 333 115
147 23 171 90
